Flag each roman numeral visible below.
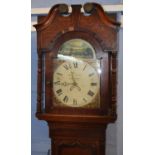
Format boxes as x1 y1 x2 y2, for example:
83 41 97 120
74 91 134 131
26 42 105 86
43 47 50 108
56 72 63 76
89 73 94 77
91 82 97 86
63 96 69 103
83 98 87 103
56 89 62 96
63 64 71 70
83 64 87 71
73 99 77 105
54 81 60 85
73 62 78 68
88 90 94 97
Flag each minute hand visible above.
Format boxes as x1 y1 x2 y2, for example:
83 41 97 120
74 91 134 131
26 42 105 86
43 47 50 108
61 82 73 86
70 71 76 83
70 72 81 91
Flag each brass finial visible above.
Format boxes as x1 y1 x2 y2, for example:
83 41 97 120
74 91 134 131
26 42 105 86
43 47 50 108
83 3 94 14
59 4 69 15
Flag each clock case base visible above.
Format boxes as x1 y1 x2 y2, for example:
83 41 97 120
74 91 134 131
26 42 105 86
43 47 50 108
50 122 106 155
37 113 116 155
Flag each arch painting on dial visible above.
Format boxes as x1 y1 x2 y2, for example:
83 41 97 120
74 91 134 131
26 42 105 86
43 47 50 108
58 39 96 59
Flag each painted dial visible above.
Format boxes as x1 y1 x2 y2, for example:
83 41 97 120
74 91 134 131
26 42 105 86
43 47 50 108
53 60 100 107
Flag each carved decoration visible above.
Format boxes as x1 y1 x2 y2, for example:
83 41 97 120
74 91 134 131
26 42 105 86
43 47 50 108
36 50 43 113
55 140 97 155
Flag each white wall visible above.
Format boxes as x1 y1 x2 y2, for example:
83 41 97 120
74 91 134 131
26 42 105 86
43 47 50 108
31 0 122 8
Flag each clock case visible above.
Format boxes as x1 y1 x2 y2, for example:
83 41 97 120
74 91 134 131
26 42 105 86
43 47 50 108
34 3 120 155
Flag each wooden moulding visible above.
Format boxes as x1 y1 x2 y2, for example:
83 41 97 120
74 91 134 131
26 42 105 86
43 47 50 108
33 3 120 31
36 113 116 124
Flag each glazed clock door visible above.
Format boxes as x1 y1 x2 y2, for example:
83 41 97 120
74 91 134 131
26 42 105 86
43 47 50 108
45 32 110 115
52 38 101 108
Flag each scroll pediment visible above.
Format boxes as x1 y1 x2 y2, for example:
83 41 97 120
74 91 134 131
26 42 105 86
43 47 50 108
34 3 120 31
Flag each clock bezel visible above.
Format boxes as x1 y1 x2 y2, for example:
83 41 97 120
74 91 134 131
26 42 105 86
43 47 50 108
45 31 110 116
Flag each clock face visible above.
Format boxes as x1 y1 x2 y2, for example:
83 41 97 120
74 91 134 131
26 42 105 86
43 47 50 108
53 59 100 107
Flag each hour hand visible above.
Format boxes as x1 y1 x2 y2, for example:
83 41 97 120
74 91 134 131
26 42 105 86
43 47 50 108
53 81 73 86
70 71 77 83
61 82 73 86
70 85 81 91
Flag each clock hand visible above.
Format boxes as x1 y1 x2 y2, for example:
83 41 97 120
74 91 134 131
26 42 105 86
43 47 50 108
70 85 76 91
70 71 76 83
54 81 73 86
70 82 81 91
70 71 80 85
75 85 81 91
69 71 81 91
61 82 74 86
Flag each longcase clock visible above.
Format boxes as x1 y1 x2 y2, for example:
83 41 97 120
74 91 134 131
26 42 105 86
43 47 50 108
34 3 120 155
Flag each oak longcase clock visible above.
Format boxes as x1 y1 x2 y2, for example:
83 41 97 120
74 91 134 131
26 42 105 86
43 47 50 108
34 3 120 155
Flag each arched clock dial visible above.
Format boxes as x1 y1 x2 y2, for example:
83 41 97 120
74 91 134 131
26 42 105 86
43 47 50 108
53 60 100 107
